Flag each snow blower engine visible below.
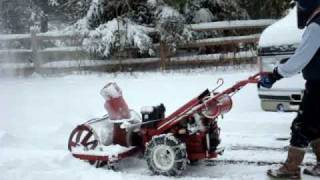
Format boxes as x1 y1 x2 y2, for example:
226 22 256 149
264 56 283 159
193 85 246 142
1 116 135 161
68 73 262 176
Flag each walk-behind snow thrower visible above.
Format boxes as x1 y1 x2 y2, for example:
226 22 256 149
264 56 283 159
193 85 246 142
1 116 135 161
68 73 262 176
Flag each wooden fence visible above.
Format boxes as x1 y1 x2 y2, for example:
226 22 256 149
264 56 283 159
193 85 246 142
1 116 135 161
0 19 276 75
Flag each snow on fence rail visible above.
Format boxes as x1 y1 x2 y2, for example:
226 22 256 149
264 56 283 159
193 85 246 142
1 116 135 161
0 31 76 41
0 34 30 41
0 51 257 76
190 19 277 31
0 19 276 75
0 29 89 73
38 51 256 67
180 34 261 48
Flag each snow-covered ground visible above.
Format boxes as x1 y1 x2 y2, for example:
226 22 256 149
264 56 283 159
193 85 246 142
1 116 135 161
0 69 318 180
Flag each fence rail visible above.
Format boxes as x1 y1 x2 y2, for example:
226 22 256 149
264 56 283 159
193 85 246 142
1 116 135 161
0 19 276 75
180 34 261 48
190 19 277 31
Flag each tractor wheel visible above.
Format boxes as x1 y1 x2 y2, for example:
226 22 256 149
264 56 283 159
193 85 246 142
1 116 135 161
145 134 187 176
68 124 104 167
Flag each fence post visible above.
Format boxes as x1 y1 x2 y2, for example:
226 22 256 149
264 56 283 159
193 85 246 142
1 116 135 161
31 28 40 73
160 40 168 70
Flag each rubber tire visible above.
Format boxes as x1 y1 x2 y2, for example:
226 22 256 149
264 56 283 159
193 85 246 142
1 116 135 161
145 134 187 176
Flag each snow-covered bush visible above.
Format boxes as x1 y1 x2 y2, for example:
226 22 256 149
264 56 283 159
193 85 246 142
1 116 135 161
192 8 214 23
62 0 155 58
48 0 59 6
167 0 249 24
0 0 34 33
155 5 193 53
82 18 153 58
62 0 255 58
236 0 291 19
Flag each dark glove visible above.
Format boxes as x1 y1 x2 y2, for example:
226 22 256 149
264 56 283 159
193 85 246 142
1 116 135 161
258 67 283 89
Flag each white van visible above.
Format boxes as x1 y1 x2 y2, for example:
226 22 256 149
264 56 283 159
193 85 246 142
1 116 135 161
258 6 305 112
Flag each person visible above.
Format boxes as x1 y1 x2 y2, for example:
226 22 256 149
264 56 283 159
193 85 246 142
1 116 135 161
258 0 320 179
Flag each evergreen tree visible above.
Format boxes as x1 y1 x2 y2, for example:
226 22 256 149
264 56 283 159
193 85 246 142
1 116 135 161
0 0 33 33
184 0 249 23
53 0 91 22
0 0 294 59
237 0 291 19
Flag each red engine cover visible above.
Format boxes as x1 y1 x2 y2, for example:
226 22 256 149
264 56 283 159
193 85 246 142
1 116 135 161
101 82 130 120
203 94 232 118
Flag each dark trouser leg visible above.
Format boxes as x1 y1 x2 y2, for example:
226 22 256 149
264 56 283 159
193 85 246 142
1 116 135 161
290 114 310 148
296 81 320 177
267 81 320 179
290 81 320 148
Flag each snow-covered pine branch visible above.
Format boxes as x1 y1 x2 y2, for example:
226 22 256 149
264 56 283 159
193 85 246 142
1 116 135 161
48 0 59 6
155 5 193 53
82 18 153 58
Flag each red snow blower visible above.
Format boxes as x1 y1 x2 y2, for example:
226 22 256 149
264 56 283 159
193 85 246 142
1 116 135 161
68 73 262 176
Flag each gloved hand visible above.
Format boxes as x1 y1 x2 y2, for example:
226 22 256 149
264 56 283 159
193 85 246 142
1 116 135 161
258 67 283 89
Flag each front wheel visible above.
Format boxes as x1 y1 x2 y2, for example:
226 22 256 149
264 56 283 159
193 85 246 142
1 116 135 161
145 134 187 176
68 124 104 167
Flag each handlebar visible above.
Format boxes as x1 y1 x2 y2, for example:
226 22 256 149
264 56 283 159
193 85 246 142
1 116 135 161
248 72 269 83
218 72 265 96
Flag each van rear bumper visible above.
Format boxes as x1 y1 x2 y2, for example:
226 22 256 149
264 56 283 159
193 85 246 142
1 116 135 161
258 88 304 112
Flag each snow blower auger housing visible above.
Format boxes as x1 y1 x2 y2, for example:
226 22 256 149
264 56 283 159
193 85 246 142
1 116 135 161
68 73 262 175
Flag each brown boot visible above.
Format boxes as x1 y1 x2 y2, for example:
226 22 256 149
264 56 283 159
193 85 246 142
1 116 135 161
267 146 306 179
304 139 320 177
